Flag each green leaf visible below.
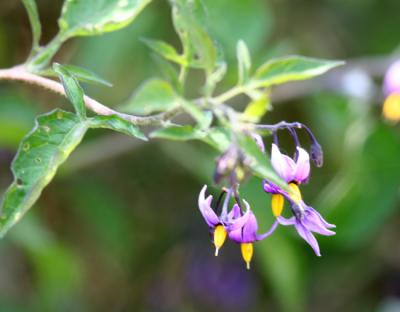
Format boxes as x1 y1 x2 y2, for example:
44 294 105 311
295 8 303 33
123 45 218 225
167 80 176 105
123 78 179 115
53 63 86 119
89 115 147 141
142 38 186 65
252 56 344 88
201 127 231 151
180 100 213 129
57 64 112 87
150 125 205 141
58 0 152 39
0 110 88 238
170 0 217 73
22 0 41 55
237 40 251 85
237 135 288 191
152 54 180 90
243 93 270 122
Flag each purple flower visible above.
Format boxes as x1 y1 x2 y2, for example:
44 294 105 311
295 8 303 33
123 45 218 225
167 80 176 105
198 185 250 256
384 60 400 96
270 143 310 184
228 201 278 269
277 203 335 256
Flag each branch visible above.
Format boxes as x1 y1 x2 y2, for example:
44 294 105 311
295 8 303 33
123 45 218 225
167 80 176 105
0 66 180 126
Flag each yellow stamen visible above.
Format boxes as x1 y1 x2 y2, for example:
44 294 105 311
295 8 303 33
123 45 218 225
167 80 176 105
271 194 285 217
235 167 245 182
288 183 302 204
214 225 227 256
383 93 400 123
241 243 254 270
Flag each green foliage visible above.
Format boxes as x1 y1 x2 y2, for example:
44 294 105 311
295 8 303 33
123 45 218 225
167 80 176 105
124 78 180 114
150 125 206 141
58 0 152 39
53 63 86 119
242 93 270 122
49 64 112 87
142 38 186 65
21 0 41 55
0 110 88 238
88 115 147 141
170 0 218 74
180 101 213 129
252 56 344 88
237 40 251 85
237 135 288 192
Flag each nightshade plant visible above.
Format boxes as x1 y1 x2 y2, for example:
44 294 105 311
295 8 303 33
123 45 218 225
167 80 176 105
0 0 343 268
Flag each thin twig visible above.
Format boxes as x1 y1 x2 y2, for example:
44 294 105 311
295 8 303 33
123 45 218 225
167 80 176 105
0 66 181 126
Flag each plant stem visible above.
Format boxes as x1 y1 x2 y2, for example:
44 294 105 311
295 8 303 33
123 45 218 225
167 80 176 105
0 66 181 126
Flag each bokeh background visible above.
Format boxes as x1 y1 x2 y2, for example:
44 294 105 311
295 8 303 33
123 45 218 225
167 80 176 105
0 0 400 311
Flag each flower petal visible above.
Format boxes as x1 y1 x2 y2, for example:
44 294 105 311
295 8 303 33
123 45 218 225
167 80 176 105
241 210 259 243
271 144 296 182
293 147 310 183
256 220 279 241
277 216 296 226
307 207 336 229
303 208 336 236
263 180 282 194
198 185 219 227
294 222 321 256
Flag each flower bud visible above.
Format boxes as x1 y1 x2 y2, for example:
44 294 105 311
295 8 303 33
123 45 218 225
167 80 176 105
384 60 400 96
310 141 323 167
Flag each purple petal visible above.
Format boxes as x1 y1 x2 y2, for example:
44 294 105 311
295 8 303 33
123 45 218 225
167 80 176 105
263 180 282 194
294 222 321 256
228 228 242 243
241 210 259 243
227 204 241 220
293 147 310 183
198 185 219 227
277 216 296 226
302 212 336 236
307 207 336 229
256 220 279 241
271 144 296 182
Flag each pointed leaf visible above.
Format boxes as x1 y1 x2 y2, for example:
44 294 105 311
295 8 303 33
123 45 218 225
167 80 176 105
89 115 147 141
237 40 251 85
53 63 86 119
170 0 217 73
252 56 344 88
22 0 41 54
124 78 179 115
0 110 88 238
58 64 112 87
58 0 152 39
142 38 186 65
150 125 205 141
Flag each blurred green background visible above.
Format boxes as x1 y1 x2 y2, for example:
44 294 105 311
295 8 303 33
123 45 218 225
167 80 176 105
0 0 400 311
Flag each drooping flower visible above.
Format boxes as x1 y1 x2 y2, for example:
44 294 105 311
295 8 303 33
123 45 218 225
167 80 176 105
198 185 250 256
228 201 278 269
277 202 335 256
263 142 336 256
263 143 310 217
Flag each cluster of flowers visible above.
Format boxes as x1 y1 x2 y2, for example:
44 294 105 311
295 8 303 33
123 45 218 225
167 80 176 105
198 123 336 269
383 60 400 123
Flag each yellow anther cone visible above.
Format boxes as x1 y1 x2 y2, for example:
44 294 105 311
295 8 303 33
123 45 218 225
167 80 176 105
271 194 284 217
214 225 227 256
241 243 254 270
288 183 302 204
383 93 400 123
